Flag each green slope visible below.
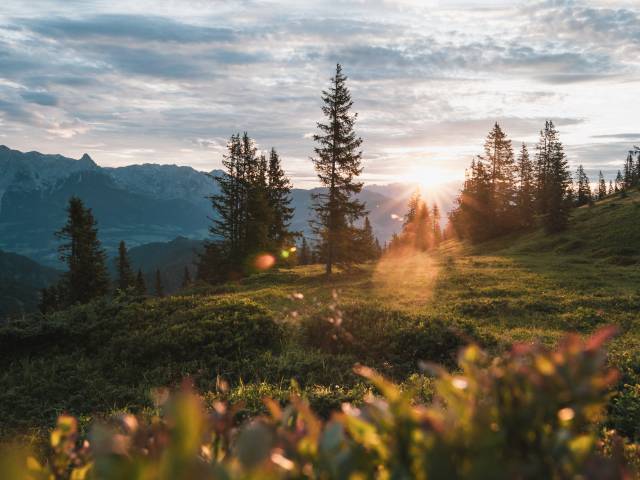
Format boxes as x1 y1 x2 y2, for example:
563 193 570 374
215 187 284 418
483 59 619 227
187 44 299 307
1 189 639 443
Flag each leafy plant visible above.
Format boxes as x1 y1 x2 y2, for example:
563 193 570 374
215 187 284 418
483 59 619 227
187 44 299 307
3 327 636 479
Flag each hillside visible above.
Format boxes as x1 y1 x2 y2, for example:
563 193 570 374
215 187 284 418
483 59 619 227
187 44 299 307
0 250 60 319
1 189 639 443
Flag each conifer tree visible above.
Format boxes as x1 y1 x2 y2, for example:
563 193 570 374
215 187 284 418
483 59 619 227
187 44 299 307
298 237 311 265
311 64 365 274
181 266 192 288
201 133 296 281
116 240 134 291
431 204 442 245
480 123 516 234
624 152 635 189
516 143 535 228
56 196 109 304
615 170 623 192
245 150 271 254
355 216 377 261
575 165 592 207
449 159 492 241
403 190 421 228
154 269 164 297
135 269 146 295
608 180 614 195
534 121 571 232
598 171 607 200
267 148 295 249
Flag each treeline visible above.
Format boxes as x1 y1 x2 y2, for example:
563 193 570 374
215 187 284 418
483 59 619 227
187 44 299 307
448 122 639 243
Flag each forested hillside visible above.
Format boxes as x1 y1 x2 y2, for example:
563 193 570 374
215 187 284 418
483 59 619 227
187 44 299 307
2 188 638 447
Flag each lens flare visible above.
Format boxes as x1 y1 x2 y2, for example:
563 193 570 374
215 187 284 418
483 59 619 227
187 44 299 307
254 253 276 271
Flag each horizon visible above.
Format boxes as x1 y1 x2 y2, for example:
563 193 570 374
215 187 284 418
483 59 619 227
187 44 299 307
1 1 639 188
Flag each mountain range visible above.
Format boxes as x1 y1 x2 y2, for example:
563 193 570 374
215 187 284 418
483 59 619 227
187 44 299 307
0 145 458 267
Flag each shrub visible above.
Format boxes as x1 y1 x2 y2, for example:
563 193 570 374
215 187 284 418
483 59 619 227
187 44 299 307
2 327 635 479
301 303 487 376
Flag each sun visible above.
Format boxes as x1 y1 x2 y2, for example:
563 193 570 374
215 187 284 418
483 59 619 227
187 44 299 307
402 165 460 193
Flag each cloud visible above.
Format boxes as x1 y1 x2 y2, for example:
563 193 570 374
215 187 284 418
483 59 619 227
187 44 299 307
591 133 640 140
20 90 58 106
22 14 234 43
0 1 637 186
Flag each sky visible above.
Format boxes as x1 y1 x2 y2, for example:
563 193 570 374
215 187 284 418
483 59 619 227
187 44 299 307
0 0 639 188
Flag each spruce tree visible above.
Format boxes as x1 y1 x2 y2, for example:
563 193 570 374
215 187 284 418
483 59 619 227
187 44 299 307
624 152 635 189
201 133 295 281
206 134 244 269
116 240 134 291
615 170 623 192
135 269 146 295
575 165 591 207
355 216 377 261
431 204 442 245
245 150 271 254
449 159 492 242
298 237 311 265
598 171 607 200
608 180 614 195
267 148 295 249
516 143 535 228
403 190 421 228
534 121 571 232
56 196 109 304
181 266 192 288
480 123 516 234
311 64 365 274
154 269 164 297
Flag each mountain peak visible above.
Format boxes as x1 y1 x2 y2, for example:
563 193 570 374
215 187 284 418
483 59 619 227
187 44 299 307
78 153 97 168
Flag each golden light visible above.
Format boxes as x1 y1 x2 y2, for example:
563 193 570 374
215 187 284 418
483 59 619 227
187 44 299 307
402 164 459 192
254 253 276 270
281 250 290 259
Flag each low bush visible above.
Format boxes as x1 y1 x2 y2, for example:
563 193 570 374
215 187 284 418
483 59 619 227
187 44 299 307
0 296 283 434
3 327 636 479
301 303 491 376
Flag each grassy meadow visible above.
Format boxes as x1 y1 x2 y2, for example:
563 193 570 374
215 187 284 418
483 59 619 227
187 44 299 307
1 189 639 447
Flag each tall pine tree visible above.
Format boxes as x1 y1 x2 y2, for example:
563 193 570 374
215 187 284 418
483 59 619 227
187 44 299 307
449 159 493 242
311 64 365 274
135 269 146 295
516 143 535 228
480 123 516 234
267 148 295 249
575 165 591 207
535 121 571 232
201 133 294 281
56 196 109 305
116 240 134 291
598 171 607 200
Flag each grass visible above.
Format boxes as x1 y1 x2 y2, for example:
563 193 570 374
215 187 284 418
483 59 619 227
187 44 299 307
1 189 639 445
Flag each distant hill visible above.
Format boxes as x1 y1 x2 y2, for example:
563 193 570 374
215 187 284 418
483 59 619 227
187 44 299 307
108 237 204 294
0 145 458 266
0 250 60 319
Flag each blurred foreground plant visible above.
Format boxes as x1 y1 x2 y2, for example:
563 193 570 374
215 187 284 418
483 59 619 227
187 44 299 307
2 326 637 479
